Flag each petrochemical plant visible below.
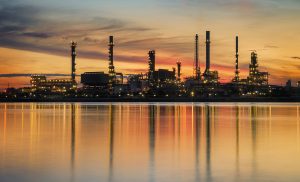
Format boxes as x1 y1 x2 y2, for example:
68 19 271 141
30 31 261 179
1 31 299 100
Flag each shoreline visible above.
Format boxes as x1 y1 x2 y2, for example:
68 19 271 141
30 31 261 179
1 97 300 103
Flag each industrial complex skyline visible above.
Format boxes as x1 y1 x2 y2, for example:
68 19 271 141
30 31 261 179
0 0 300 88
1 32 293 101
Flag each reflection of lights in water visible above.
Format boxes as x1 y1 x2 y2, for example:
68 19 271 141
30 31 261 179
148 105 156 182
235 106 240 181
70 103 76 182
3 104 7 147
194 105 201 182
251 105 258 180
1 103 300 182
205 105 212 182
108 104 115 182
297 105 300 152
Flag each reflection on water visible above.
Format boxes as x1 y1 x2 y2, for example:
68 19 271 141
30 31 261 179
70 104 76 182
1 103 300 182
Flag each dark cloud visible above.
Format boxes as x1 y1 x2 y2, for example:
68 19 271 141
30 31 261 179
118 36 192 54
0 25 26 33
0 1 156 65
22 32 53 38
291 57 300 60
0 35 148 65
0 37 68 56
0 4 40 25
0 3 51 40
82 37 100 44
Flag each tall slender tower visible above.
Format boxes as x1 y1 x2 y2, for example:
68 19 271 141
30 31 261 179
249 51 258 76
148 50 155 83
108 36 116 85
71 41 77 83
234 36 240 82
177 61 181 81
195 34 201 80
205 31 211 74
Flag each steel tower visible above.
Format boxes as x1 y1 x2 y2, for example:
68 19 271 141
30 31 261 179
148 50 156 83
195 34 201 80
108 36 116 85
71 41 77 83
234 36 240 82
205 31 211 74
177 61 181 81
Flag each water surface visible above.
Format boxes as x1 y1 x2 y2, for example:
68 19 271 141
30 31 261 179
1 103 300 182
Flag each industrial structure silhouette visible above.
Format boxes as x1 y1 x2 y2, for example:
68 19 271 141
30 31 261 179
2 31 298 100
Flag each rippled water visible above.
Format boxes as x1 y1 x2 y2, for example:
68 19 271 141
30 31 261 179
1 103 300 182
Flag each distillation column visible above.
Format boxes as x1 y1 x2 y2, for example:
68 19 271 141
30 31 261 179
195 34 201 80
177 61 181 81
71 41 77 83
108 36 116 85
205 31 211 74
234 36 240 82
148 50 156 83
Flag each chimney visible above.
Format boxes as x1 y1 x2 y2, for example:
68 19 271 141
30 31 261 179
177 61 181 80
70 41 77 83
148 50 156 82
195 34 200 79
235 36 239 81
205 31 211 73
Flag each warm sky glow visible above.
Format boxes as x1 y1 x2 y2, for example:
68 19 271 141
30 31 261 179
0 0 300 88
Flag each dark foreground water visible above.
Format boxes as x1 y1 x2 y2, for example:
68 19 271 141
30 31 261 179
1 103 300 182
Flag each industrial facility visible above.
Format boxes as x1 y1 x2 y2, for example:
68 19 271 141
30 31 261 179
2 30 299 100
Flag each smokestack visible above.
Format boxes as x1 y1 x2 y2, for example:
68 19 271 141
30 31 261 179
108 36 116 84
148 50 155 82
205 31 210 73
177 61 181 80
195 34 200 79
70 41 77 83
235 36 239 81
236 36 239 53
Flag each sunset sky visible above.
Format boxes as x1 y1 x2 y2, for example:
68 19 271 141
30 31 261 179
0 0 300 88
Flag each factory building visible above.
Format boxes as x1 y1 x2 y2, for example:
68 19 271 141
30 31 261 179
128 74 143 94
153 69 176 83
29 42 78 93
247 51 269 86
30 75 75 93
127 74 149 95
81 72 109 87
145 49 179 96
149 68 177 97
31 75 47 89
147 50 176 83
28 42 78 93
